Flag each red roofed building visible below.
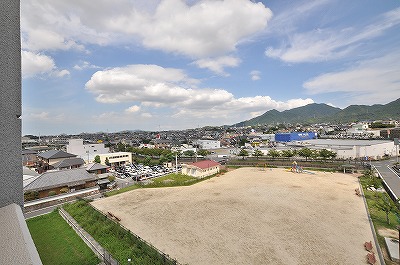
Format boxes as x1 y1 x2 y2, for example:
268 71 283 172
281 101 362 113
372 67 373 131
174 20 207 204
181 160 220 178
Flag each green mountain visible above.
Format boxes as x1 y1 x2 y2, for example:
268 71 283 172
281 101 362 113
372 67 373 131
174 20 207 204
235 98 400 126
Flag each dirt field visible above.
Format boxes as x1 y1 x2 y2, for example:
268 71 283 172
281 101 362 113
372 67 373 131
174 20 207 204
92 168 379 265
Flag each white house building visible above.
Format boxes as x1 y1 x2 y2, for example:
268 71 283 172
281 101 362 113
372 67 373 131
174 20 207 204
66 139 109 163
181 160 221 178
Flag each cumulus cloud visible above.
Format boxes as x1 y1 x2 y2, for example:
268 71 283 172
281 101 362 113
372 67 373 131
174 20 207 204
125 105 141 113
86 64 314 124
266 6 400 63
21 0 272 58
192 56 241 76
303 52 400 104
21 50 69 78
73 61 101 71
21 51 55 77
250 70 261 81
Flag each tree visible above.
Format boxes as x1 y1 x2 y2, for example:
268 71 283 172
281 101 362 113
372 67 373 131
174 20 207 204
108 175 116 182
238 149 249 159
238 138 248 147
318 149 337 160
183 150 196 159
363 170 382 190
143 156 151 166
197 149 210 157
268 149 281 158
253 149 263 159
375 193 397 224
94 155 101 163
104 157 110 166
281 150 295 158
298 148 313 161
117 142 126 152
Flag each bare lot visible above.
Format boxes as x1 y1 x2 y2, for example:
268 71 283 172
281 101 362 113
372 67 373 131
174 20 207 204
92 168 378 265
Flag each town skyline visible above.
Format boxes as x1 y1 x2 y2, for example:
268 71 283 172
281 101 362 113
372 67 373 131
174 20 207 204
21 1 400 135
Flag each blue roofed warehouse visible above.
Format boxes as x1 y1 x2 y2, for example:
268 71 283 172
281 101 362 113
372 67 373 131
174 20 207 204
275 132 317 142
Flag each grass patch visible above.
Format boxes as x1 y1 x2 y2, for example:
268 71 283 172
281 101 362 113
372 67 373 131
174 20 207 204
359 173 400 264
359 177 399 230
26 210 99 265
63 200 177 265
106 171 225 197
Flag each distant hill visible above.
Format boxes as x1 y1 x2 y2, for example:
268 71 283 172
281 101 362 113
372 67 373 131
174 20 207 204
235 98 400 126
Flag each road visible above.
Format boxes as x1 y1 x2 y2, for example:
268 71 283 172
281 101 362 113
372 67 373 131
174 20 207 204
371 157 400 201
24 193 104 219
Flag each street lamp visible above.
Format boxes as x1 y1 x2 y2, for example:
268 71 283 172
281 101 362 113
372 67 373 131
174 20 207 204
128 258 131 265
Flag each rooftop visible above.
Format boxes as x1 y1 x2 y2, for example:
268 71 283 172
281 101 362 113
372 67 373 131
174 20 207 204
24 168 96 192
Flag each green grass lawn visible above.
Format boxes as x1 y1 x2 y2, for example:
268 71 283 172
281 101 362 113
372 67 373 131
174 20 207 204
64 200 177 265
359 177 399 230
26 210 99 265
359 174 400 265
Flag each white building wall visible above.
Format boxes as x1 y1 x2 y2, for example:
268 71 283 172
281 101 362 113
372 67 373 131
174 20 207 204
67 139 109 163
98 152 132 166
328 142 395 159
196 140 221 149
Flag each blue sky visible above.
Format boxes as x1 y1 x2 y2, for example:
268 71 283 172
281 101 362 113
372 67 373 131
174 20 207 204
21 0 400 135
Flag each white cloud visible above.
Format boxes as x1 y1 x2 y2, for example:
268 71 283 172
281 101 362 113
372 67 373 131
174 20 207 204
26 111 65 121
85 64 201 104
54 69 70 78
266 6 400 63
250 70 261 81
21 50 70 78
303 52 400 105
73 61 101 71
125 105 141 113
21 51 55 77
192 56 241 76
86 64 314 125
21 0 272 58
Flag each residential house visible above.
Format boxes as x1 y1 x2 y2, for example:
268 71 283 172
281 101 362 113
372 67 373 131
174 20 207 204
86 163 109 174
24 168 98 199
22 149 37 167
37 150 77 172
51 157 85 170
181 160 221 178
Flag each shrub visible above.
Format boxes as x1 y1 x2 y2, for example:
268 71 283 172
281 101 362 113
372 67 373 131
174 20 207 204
48 190 57 196
24 191 39 201
108 175 116 182
60 187 69 193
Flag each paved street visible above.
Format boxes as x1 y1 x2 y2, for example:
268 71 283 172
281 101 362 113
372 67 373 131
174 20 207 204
372 157 400 200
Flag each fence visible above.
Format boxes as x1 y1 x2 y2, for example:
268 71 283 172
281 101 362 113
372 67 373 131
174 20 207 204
59 207 119 265
90 204 180 265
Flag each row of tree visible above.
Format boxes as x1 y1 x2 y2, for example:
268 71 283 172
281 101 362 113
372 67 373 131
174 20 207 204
238 148 337 161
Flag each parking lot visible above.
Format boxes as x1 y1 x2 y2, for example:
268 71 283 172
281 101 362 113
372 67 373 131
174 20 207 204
110 163 178 188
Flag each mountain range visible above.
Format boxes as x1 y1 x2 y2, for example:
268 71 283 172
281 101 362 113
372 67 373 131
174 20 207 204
234 98 400 126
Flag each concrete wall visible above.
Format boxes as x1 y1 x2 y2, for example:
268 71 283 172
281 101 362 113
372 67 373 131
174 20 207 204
0 0 22 208
67 139 109 163
0 2 43 264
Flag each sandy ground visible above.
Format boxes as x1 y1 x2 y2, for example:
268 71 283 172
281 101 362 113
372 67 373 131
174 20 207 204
92 168 379 265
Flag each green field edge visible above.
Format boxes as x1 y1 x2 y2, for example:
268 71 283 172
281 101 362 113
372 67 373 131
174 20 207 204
105 170 227 197
26 210 100 265
63 199 180 265
359 174 400 265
